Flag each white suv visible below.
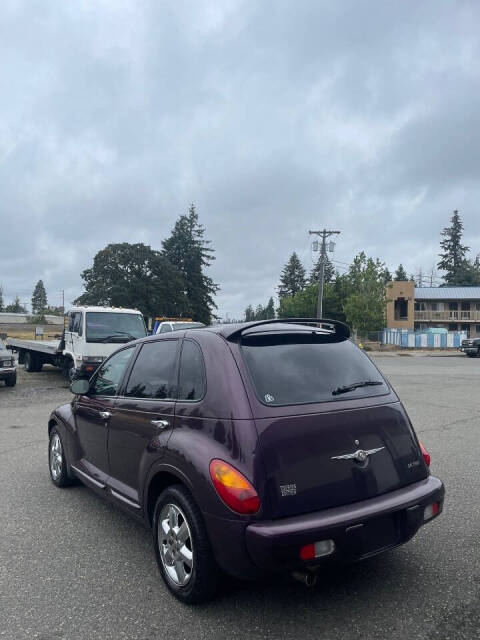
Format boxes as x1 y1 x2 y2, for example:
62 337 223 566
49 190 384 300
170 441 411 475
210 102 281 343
156 321 205 334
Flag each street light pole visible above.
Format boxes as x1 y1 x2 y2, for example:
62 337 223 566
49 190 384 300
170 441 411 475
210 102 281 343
308 229 341 319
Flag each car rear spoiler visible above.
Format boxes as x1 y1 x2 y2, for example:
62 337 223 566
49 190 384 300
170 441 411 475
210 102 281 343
224 318 350 340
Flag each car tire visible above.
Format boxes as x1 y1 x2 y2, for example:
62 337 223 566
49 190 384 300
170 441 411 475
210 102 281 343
24 352 36 372
153 485 221 604
48 427 73 488
5 372 16 387
63 358 75 381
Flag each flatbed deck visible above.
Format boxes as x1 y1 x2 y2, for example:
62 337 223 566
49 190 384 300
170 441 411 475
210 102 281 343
6 338 61 356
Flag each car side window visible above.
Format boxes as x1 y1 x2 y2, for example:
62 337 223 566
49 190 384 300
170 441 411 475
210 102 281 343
72 312 83 336
68 313 75 332
159 324 172 333
90 348 134 397
178 340 206 401
125 340 178 399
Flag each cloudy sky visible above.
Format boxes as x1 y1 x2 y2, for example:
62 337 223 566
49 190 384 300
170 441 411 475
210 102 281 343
1 0 480 317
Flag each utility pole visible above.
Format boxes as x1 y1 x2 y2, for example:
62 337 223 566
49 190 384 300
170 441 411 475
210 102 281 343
309 229 341 319
61 290 65 314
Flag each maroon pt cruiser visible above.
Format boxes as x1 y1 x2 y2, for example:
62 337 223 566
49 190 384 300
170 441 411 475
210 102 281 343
48 318 444 603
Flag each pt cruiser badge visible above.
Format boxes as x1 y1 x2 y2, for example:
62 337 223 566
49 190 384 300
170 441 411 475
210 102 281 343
331 447 385 462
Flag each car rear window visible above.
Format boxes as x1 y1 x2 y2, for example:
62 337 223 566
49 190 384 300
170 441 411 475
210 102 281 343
241 333 388 406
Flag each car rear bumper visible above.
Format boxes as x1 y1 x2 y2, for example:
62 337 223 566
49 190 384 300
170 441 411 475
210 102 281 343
460 347 477 354
245 475 444 572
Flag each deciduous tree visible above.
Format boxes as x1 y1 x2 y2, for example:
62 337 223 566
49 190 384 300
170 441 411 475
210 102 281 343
5 296 27 313
343 252 388 336
75 243 187 318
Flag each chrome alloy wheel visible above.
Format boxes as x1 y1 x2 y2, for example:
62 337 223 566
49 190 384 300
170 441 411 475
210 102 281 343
49 433 63 480
159 503 193 586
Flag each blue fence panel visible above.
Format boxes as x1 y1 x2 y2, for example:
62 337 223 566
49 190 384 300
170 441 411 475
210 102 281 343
382 329 466 349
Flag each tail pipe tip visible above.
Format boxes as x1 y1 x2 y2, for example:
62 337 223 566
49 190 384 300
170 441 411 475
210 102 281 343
292 570 318 587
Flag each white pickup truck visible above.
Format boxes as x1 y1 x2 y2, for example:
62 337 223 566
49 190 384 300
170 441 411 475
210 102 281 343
6 305 146 380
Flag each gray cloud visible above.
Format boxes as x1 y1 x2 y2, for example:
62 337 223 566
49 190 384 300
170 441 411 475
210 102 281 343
1 0 479 315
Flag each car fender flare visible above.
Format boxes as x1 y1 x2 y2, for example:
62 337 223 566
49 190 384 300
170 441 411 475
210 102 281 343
143 461 198 524
47 412 76 480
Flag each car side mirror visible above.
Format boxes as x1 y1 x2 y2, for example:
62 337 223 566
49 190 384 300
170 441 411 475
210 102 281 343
70 379 90 395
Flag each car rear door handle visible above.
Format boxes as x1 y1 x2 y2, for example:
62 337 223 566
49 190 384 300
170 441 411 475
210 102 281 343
151 419 170 431
99 411 112 420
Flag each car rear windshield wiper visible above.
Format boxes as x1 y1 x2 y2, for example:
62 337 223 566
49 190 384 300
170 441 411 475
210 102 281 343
332 380 383 396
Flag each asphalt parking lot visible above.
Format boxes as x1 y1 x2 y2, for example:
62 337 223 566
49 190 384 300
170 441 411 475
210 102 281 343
1 357 479 640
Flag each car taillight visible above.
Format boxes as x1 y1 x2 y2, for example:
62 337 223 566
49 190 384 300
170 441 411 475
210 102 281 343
419 441 431 467
209 459 260 515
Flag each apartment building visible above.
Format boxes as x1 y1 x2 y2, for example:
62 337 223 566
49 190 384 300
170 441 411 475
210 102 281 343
386 281 480 337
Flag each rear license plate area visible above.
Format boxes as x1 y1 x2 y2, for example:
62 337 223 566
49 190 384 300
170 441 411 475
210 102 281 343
361 514 400 555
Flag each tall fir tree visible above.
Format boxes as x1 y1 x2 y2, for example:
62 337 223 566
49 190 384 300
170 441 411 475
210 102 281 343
382 267 393 284
309 255 335 285
31 280 47 314
162 205 219 324
437 210 469 284
255 304 265 319
0 284 4 312
278 252 306 298
394 264 408 281
264 297 275 319
245 304 255 321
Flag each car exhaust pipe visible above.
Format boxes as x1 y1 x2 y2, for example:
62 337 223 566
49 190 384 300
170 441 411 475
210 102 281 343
292 570 317 587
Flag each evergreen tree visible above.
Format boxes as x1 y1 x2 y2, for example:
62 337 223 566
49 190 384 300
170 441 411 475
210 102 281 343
394 264 408 281
162 205 219 324
264 297 275 319
255 304 265 319
278 252 306 298
245 304 255 321
383 268 393 284
0 285 3 312
31 280 47 314
437 210 470 284
309 255 335 285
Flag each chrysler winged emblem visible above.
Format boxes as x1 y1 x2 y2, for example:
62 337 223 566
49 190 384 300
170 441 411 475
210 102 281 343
331 447 385 462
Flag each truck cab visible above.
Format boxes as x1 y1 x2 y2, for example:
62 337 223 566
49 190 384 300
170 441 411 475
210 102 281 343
6 306 147 380
63 306 147 379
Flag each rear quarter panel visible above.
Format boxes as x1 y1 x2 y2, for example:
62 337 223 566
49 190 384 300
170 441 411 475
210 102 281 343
158 331 262 518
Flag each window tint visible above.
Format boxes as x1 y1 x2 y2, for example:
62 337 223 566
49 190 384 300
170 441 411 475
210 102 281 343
159 324 172 333
125 340 178 399
90 348 134 397
241 334 387 406
178 340 206 401
86 312 146 342
72 312 82 335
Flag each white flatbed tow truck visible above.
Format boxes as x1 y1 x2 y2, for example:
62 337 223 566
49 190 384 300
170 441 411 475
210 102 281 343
6 305 146 380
